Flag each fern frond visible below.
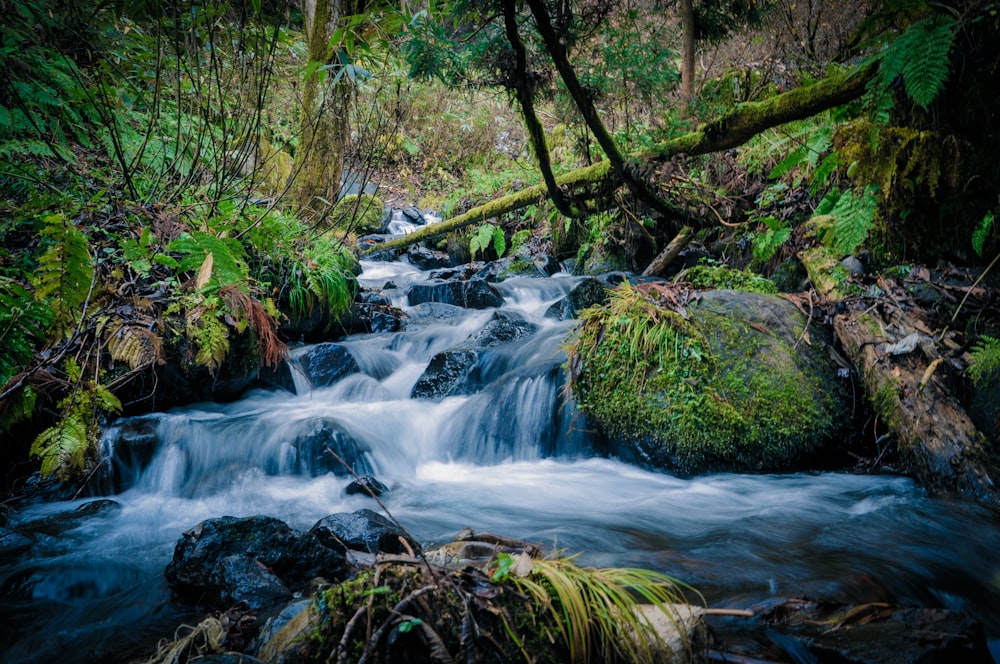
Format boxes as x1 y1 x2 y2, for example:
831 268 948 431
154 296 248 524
105 324 164 370
968 336 1000 386
0 277 53 385
817 188 877 256
972 212 995 257
880 16 957 110
32 214 94 337
0 384 38 433
31 416 88 480
189 310 230 372
171 231 250 291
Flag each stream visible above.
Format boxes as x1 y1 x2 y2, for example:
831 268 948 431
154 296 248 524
2 258 1000 663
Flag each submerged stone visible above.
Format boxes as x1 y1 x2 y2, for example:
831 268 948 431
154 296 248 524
309 509 414 555
296 343 360 388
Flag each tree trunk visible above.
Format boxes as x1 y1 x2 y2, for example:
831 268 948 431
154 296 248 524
833 288 1000 505
291 0 349 218
363 66 874 256
680 0 696 101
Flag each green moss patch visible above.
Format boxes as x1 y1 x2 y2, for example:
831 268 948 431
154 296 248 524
567 283 849 473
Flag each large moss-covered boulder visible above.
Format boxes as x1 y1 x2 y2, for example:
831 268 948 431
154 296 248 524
568 282 851 474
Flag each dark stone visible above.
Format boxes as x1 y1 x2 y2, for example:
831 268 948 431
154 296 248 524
473 258 515 283
333 302 404 336
533 253 564 276
297 343 360 388
75 499 121 515
309 509 414 554
544 277 609 320
411 312 537 399
97 415 161 494
185 655 265 664
405 278 504 309
345 475 389 497
411 350 478 399
211 554 291 611
164 515 348 607
968 368 999 444
407 246 453 270
0 527 33 559
252 599 311 654
286 418 372 477
255 359 296 394
357 290 392 305
402 303 466 331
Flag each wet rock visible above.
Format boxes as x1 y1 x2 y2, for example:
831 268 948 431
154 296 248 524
707 598 993 664
405 278 504 309
0 527 33 559
296 343 360 388
164 515 348 608
97 414 161 494
345 475 389 497
411 350 478 399
254 359 296 394
403 302 466 330
332 301 404 335
75 499 121 515
251 598 311 655
411 311 537 399
544 277 609 320
212 554 291 611
286 417 372 477
406 246 452 270
309 509 414 554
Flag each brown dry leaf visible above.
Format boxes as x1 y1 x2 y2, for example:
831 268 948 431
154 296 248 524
195 253 214 290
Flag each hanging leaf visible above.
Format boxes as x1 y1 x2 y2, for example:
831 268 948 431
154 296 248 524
195 252 214 289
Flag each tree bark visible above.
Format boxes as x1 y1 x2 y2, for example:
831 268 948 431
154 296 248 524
642 226 695 276
362 66 874 256
833 295 1000 504
291 0 350 218
680 0 696 101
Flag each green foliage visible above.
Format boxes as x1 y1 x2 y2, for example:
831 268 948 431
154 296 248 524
190 306 231 372
752 216 793 265
968 336 1000 387
972 212 995 257
876 15 957 111
0 277 53 386
170 231 250 293
470 222 506 260
814 186 878 256
32 213 95 338
31 378 122 480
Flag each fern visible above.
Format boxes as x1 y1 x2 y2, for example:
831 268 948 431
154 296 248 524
170 231 250 292
972 212 995 257
190 308 231 372
0 385 38 433
30 381 122 479
752 216 792 265
470 222 507 259
879 16 957 110
31 417 89 480
31 214 94 338
968 336 1000 386
0 277 53 385
106 324 164 370
816 187 877 256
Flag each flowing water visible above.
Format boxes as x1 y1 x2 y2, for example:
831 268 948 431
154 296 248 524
3 259 1000 663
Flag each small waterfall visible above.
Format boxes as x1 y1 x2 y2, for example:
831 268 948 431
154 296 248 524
6 256 1000 664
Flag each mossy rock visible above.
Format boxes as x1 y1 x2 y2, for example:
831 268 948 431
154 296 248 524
329 194 386 234
568 284 851 474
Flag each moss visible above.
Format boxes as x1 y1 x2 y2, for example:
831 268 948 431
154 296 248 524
329 193 386 234
682 264 778 294
568 284 845 473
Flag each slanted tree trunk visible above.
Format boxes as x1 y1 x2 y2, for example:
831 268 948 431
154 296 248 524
363 65 874 256
833 287 1000 504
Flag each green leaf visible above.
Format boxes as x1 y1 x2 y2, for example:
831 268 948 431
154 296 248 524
31 416 88 479
972 212 995 257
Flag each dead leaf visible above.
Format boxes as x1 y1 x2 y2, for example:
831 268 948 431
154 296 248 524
196 252 214 289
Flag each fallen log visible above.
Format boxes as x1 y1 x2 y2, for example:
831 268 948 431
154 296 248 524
833 284 1000 504
361 67 874 256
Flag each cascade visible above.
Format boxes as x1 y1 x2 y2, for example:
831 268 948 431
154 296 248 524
2 257 999 663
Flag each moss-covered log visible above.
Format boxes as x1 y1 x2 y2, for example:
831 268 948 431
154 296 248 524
833 298 1000 504
363 67 874 256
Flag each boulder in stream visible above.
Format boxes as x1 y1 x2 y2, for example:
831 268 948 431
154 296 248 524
296 343 360 388
568 283 852 474
405 277 504 309
308 509 414 554
164 515 349 609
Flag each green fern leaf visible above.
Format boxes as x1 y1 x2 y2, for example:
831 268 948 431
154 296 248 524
31 416 89 479
0 277 53 385
192 312 230 372
31 214 93 337
171 231 250 291
0 385 38 433
968 336 1000 386
880 16 957 110
972 212 995 257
